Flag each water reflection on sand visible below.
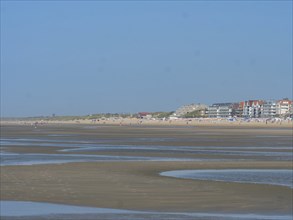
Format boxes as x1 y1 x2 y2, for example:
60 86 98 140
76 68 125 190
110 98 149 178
1 201 291 220
1 138 292 165
1 151 207 166
1 128 292 220
161 169 293 188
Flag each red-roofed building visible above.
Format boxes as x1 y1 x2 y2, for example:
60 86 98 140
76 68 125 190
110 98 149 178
138 112 152 119
243 100 264 118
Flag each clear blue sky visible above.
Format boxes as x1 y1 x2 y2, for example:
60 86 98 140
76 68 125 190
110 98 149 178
1 1 292 117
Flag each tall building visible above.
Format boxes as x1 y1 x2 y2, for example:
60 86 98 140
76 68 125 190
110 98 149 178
208 103 238 118
276 98 292 116
234 102 244 117
261 101 277 118
242 100 264 118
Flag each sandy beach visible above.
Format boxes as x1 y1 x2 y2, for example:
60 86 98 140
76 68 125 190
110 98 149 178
2 117 293 128
2 0 292 219
1 123 292 217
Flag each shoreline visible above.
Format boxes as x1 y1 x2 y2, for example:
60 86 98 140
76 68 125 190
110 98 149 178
1 118 293 128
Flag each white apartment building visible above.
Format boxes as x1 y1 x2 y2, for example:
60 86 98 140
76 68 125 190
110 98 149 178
208 103 236 118
276 99 292 116
261 101 277 118
242 100 264 118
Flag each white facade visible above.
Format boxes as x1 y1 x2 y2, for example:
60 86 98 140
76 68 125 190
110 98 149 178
261 101 277 118
276 99 292 116
208 103 235 118
242 100 263 118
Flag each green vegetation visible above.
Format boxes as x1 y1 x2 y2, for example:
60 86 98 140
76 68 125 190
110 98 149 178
2 112 180 121
152 111 174 118
3 113 136 121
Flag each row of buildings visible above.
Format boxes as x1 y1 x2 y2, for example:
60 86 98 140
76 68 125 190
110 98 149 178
173 98 293 118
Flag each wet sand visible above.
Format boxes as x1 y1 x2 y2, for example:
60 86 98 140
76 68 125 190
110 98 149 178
1 161 292 214
1 124 292 215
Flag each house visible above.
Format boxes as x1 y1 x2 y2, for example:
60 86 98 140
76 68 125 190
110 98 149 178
138 112 152 119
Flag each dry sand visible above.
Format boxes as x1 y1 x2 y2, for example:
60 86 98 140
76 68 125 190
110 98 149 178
1 117 293 128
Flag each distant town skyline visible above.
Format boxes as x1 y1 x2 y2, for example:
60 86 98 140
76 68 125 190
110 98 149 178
1 1 292 117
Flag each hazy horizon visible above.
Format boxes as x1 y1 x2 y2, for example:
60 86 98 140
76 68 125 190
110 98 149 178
1 1 292 117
